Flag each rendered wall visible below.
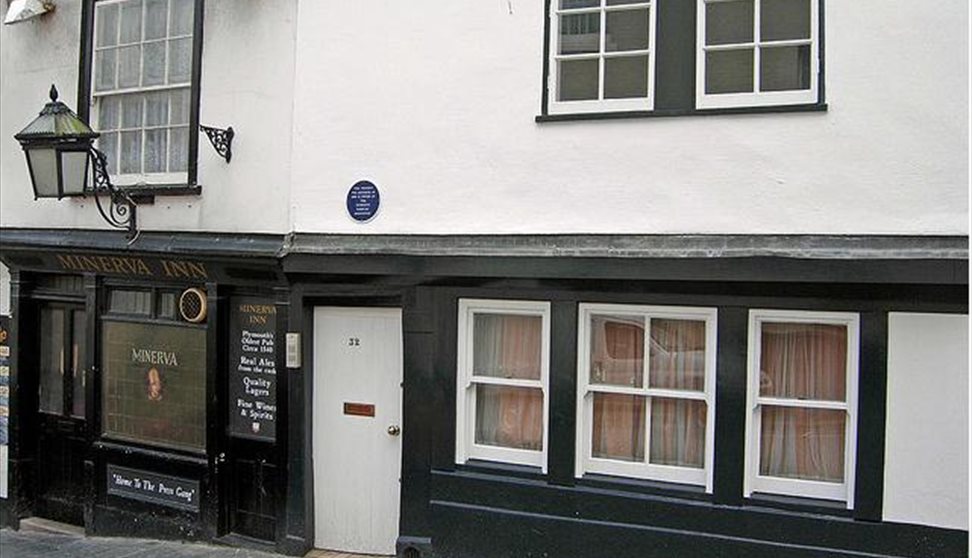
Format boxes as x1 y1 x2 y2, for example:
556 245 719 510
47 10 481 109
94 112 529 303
884 312 969 530
0 0 297 234
289 0 969 234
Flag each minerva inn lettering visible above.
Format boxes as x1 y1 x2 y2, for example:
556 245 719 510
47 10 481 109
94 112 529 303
55 253 209 279
131 348 179 367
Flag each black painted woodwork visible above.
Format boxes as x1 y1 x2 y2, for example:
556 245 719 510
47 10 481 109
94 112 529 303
0 231 967 558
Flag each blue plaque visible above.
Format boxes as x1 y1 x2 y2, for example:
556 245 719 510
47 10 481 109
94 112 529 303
346 180 380 222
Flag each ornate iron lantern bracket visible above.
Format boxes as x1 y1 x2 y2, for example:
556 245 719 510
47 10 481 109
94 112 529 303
200 125 234 163
89 147 139 241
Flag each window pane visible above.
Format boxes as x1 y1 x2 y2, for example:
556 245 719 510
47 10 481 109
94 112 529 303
122 95 143 128
760 45 810 91
560 0 598 8
158 292 178 319
473 314 542 380
759 322 847 401
98 97 120 130
559 13 600 54
761 0 810 41
39 308 65 415
142 41 166 86
170 0 194 36
118 45 142 88
592 393 645 461
96 3 119 47
72 311 87 418
109 290 153 315
705 48 754 94
119 0 143 44
605 9 649 52
759 406 845 483
607 0 647 5
145 0 168 40
475 385 543 451
98 133 119 174
559 59 599 101
168 37 193 84
101 321 207 452
705 0 754 46
170 88 190 124
95 49 117 92
590 314 644 387
120 131 142 174
604 55 648 99
649 319 706 391
650 398 705 468
144 92 169 126
168 127 189 171
144 129 167 173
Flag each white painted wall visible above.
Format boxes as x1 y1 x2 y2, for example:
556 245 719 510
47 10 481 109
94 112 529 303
884 313 969 531
0 0 297 234
1 0 969 235
0 262 10 316
289 0 969 234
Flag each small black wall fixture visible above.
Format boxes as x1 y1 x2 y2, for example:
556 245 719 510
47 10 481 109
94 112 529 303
200 125 234 163
15 85 137 240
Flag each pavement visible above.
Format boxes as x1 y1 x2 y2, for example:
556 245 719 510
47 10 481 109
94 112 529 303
0 526 286 558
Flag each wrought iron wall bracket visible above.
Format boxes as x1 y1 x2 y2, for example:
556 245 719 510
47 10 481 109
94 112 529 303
200 125 234 163
89 147 138 241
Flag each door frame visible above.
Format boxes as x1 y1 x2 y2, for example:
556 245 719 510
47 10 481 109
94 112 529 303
297 292 405 553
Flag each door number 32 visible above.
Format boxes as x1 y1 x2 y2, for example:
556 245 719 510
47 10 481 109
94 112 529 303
348 337 361 347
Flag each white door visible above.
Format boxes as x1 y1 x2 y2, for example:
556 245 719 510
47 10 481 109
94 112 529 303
313 307 403 555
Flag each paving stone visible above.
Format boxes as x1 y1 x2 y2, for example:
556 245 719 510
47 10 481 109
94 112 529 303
0 528 286 558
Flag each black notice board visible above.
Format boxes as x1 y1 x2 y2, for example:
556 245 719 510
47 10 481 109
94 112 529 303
228 297 277 441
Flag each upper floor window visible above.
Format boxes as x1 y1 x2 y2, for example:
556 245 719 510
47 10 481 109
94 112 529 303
548 0 657 114
697 0 819 109
576 304 717 489
456 299 550 470
745 310 858 506
541 0 822 118
85 0 201 186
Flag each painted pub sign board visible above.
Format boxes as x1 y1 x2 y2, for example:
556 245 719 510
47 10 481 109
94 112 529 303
229 298 277 441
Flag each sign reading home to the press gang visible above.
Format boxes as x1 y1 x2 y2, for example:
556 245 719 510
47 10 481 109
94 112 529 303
346 180 380 222
107 464 200 512
229 297 277 441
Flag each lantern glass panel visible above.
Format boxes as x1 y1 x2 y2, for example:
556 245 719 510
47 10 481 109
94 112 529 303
60 149 90 196
26 147 59 198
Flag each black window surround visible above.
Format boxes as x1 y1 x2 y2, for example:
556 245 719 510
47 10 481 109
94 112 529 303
77 0 205 197
538 0 827 122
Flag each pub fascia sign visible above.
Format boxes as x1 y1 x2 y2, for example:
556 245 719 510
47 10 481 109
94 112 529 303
54 253 209 280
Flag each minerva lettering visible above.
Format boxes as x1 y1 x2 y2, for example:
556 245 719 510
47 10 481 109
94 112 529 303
131 348 179 366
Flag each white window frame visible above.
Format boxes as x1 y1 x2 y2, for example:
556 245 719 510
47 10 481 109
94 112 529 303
547 0 657 115
456 299 550 470
575 303 717 491
695 0 819 109
744 309 859 507
91 0 194 186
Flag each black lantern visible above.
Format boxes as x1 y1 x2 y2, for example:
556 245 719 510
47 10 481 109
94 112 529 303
15 85 137 239
14 85 97 199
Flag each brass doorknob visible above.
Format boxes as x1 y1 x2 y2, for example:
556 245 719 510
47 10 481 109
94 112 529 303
387 425 401 436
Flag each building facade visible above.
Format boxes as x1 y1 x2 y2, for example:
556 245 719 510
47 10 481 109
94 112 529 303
0 1 968 557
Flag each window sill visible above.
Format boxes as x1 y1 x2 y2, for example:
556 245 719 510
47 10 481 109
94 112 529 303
115 183 202 204
94 439 208 466
457 459 545 480
576 473 710 502
746 491 852 518
535 102 827 123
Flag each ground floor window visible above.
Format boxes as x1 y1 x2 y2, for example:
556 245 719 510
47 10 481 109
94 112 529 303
456 299 550 469
745 310 859 505
576 304 717 489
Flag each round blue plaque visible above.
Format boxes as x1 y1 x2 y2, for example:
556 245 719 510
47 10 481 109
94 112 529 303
346 180 380 222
